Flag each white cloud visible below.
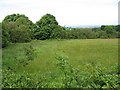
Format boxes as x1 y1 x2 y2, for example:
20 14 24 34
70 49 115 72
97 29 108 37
0 0 119 26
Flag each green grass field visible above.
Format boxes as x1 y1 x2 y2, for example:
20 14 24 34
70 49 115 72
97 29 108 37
2 39 118 73
2 39 119 88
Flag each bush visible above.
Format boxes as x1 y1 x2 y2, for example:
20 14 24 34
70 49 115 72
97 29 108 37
2 29 10 48
2 14 34 45
50 25 65 39
9 29 31 43
2 54 119 88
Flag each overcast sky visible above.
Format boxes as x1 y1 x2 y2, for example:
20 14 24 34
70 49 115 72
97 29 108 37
0 0 119 26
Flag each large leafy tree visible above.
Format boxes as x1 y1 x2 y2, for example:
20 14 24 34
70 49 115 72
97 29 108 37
50 25 65 39
35 14 59 40
2 14 34 43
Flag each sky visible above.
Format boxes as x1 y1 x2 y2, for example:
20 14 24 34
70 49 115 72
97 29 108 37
0 0 119 27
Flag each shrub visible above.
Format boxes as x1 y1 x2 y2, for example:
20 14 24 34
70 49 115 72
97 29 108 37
50 25 65 39
2 29 10 48
2 14 34 44
9 29 31 43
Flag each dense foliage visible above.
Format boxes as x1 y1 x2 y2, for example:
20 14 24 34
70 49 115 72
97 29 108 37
1 22 9 48
2 13 119 48
0 23 2 48
35 14 60 40
2 14 34 47
63 26 119 39
2 52 119 88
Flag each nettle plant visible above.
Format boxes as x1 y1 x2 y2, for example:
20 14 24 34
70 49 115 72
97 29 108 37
17 44 36 67
24 44 36 62
56 54 119 88
7 44 36 71
2 53 119 88
56 54 80 88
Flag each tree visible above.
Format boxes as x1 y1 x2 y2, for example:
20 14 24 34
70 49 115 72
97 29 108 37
1 22 10 48
35 14 58 40
2 14 34 43
50 25 65 39
101 25 106 30
97 31 108 39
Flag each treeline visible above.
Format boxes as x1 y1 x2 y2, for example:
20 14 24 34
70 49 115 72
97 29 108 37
64 25 119 39
1 13 119 48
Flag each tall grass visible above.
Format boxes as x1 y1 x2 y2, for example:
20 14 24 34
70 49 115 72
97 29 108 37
2 39 118 88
